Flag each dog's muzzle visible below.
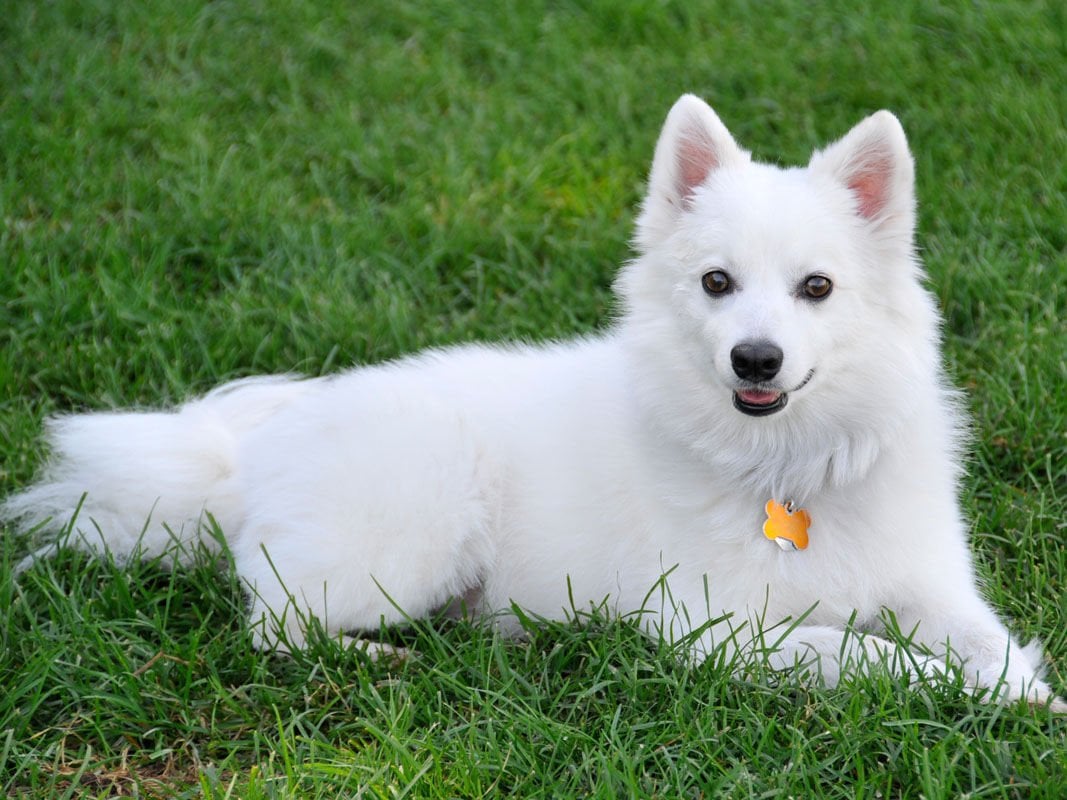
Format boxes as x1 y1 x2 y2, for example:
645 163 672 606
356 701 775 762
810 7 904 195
732 369 814 417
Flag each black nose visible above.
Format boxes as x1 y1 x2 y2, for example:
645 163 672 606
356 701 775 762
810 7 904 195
731 341 783 382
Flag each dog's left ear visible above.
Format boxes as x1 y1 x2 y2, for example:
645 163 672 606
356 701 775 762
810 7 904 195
809 111 916 242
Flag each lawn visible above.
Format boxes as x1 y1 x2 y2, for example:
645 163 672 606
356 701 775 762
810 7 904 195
1 0 1065 796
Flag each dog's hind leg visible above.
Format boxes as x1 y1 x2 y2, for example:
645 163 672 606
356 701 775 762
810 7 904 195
230 385 500 654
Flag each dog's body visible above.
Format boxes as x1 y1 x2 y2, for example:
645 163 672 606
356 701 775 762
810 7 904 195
5 96 1061 707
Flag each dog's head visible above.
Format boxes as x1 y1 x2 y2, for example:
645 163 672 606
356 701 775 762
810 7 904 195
618 96 945 490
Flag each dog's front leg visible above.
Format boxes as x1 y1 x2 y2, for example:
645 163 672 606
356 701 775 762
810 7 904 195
678 616 948 690
892 596 1065 711
741 623 949 689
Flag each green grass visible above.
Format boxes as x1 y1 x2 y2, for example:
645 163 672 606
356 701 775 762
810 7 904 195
2 0 1065 796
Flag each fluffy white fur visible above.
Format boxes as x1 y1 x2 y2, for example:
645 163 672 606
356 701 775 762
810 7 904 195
4 95 1062 709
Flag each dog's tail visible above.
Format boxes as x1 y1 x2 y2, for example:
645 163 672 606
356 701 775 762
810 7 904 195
2 376 312 571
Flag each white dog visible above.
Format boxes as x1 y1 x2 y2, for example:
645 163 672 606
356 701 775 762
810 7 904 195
5 95 1062 709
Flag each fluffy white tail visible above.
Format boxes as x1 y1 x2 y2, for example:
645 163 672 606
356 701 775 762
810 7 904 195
3 376 312 568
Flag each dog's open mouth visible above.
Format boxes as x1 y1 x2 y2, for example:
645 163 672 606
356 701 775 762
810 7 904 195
733 389 788 416
733 370 814 417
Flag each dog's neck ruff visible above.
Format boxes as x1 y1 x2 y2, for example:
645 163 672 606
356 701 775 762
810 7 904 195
762 499 810 551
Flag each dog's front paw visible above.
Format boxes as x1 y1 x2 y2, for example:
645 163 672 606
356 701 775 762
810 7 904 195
1019 683 1067 714
1045 696 1067 715
341 635 415 665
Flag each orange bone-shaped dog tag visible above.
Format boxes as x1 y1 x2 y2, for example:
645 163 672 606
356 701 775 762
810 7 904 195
762 499 810 551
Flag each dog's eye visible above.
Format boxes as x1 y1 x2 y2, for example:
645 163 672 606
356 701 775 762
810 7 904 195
701 270 732 296
802 274 833 300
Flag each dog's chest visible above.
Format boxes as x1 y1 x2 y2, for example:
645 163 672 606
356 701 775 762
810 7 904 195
668 490 892 622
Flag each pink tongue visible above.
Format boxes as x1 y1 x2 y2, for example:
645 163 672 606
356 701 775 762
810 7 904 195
738 389 782 406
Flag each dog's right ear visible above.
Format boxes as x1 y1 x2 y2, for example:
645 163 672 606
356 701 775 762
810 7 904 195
634 95 748 252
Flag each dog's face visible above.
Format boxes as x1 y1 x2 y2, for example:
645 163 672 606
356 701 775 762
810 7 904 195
667 162 863 419
618 96 940 489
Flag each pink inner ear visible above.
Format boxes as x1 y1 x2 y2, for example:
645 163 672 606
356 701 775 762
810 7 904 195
848 156 892 219
676 135 718 202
